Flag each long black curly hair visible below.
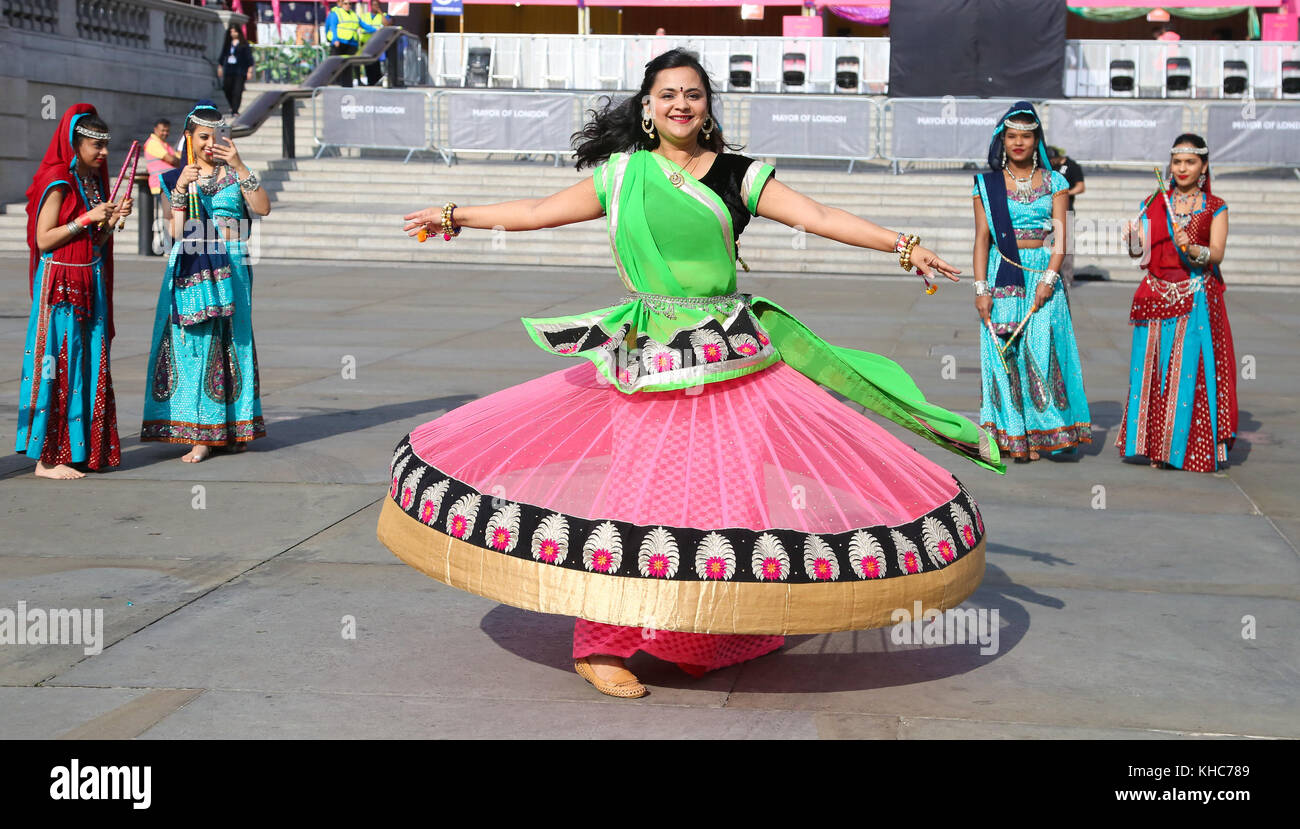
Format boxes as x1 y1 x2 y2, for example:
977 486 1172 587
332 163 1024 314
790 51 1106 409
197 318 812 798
572 48 740 170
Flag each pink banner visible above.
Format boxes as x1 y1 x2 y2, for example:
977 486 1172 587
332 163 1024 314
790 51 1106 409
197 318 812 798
782 14 822 37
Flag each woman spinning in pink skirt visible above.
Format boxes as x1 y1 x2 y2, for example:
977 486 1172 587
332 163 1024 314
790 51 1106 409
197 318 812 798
383 51 1001 698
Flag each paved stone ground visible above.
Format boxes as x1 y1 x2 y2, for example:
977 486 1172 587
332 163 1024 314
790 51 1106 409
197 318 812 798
1 252 1296 739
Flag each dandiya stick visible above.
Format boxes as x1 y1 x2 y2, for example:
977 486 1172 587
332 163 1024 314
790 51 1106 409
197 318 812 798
984 318 1011 376
186 138 200 221
1153 166 1187 253
107 141 141 231
999 306 1035 355
108 140 140 204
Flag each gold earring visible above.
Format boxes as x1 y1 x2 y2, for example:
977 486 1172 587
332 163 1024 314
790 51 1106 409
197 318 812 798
701 116 714 140
641 113 655 140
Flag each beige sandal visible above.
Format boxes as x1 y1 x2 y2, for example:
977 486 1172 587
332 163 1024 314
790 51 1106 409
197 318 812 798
574 657 648 699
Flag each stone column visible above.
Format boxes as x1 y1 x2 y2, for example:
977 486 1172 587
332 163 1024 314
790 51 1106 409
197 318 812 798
57 0 78 38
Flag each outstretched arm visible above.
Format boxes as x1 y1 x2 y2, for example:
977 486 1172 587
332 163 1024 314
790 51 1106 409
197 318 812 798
403 177 603 237
754 178 960 281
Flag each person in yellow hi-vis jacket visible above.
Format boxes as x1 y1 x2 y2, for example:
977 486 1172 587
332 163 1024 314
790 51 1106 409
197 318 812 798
325 0 360 87
357 1 390 87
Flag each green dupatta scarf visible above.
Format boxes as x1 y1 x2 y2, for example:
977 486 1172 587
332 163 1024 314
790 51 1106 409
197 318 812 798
522 150 1003 473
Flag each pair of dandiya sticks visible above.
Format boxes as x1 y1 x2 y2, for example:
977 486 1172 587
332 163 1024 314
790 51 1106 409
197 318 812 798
983 164 1184 375
103 140 142 232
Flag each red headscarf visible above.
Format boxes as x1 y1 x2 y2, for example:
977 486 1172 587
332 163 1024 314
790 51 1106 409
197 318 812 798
25 103 115 340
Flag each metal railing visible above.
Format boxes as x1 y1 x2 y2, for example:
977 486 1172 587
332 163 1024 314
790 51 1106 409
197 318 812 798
1064 40 1300 100
428 33 890 94
425 34 1300 101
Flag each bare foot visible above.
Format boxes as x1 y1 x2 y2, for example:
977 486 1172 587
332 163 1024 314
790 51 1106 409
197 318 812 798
1028 450 1041 461
180 445 212 463
226 442 248 454
35 461 85 479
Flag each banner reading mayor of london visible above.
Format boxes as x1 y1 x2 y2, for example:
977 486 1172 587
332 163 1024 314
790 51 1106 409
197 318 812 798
1043 102 1186 163
746 97 875 159
888 98 1017 162
1205 103 1300 166
446 93 576 153
318 87 429 150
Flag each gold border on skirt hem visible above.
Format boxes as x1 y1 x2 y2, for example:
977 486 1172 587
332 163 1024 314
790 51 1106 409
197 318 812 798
377 498 987 635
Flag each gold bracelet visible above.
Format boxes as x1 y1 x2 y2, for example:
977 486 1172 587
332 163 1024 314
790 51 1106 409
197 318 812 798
899 235 920 271
440 202 460 241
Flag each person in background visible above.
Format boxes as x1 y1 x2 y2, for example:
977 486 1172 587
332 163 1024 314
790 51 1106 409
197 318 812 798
1154 23 1181 41
326 0 361 87
358 0 389 88
143 119 181 196
218 25 255 115
1047 145 1084 286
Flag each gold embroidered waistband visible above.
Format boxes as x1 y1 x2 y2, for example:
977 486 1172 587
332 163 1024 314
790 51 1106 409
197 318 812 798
620 290 745 319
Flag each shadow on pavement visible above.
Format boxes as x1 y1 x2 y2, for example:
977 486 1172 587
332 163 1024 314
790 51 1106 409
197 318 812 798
107 395 478 472
477 560 1063 695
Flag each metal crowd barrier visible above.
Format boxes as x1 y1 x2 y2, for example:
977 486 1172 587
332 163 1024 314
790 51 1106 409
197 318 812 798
301 87 1300 171
312 87 438 163
422 90 881 168
1065 39 1300 100
880 98 1300 170
426 34 1300 101
427 33 890 94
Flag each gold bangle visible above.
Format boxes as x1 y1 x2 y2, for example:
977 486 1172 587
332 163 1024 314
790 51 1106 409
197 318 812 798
899 234 920 271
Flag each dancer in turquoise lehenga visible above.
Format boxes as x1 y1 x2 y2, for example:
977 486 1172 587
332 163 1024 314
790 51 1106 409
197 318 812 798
972 101 1092 461
141 102 269 462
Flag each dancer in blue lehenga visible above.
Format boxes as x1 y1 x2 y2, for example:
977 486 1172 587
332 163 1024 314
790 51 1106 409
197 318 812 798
141 102 269 462
971 102 1091 461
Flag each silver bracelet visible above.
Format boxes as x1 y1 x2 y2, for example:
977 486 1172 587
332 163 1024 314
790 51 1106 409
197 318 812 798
1042 269 1061 287
65 220 83 235
1192 246 1211 266
973 280 990 296
238 171 261 192
171 187 186 205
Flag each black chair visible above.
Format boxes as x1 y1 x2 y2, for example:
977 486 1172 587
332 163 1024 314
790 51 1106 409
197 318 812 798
835 56 860 92
465 47 491 88
782 52 806 87
729 54 753 90
1222 60 1249 96
1166 56 1192 96
1109 59 1136 95
1282 60 1300 98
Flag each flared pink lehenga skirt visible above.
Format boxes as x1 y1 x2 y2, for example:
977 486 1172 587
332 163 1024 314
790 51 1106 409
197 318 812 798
378 359 986 674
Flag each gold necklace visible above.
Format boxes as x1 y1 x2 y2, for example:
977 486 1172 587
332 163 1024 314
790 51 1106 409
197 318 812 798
658 147 703 188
